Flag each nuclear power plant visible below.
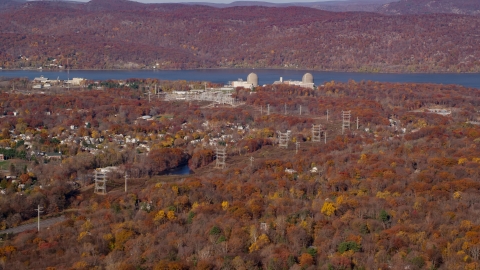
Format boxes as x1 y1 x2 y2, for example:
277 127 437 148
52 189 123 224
231 72 315 89
231 72 259 89
273 73 315 89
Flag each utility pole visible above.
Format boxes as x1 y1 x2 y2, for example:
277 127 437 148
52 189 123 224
124 172 129 193
295 142 300 154
67 58 70 91
36 205 43 232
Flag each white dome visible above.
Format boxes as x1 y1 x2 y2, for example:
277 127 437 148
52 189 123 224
302 73 314 84
247 73 259 87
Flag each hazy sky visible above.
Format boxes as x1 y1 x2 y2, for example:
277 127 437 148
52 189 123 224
65 0 339 2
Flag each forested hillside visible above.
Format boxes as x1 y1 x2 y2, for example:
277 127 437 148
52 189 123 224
1 1 480 72
0 78 480 269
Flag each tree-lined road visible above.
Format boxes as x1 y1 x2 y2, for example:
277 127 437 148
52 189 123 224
0 216 66 235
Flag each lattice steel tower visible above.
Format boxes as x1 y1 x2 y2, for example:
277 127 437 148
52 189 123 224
277 131 291 148
94 169 107 194
342 111 351 135
215 146 227 169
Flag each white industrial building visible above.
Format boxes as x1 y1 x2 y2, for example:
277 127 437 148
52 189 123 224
273 73 315 89
231 72 259 89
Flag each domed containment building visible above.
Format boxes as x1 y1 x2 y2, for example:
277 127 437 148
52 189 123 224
272 73 315 89
231 72 259 89
247 73 259 87
302 73 314 85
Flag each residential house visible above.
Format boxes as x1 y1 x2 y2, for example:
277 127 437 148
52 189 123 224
45 152 62 161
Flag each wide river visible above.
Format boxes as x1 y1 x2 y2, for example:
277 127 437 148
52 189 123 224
1 69 480 89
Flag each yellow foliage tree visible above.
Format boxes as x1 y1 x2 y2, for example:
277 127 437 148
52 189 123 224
167 210 176 221
222 201 229 211
458 158 468 165
154 210 165 222
77 231 88 242
376 191 391 199
114 229 134 251
321 201 336 216
192 202 199 210
72 261 88 269
358 153 367 163
171 185 179 195
249 234 270 253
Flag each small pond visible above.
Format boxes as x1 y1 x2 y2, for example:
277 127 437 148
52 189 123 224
166 164 192 175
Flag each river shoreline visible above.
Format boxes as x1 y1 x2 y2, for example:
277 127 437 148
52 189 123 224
2 67 480 75
1 69 480 88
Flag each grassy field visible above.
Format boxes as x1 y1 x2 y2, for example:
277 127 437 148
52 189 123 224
0 160 9 171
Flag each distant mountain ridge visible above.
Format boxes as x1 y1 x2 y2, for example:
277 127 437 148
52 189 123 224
0 0 479 73
0 0 26 10
185 0 393 12
378 0 480 16
9 0 480 15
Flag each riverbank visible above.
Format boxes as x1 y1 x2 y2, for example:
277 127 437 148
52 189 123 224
2 69 480 88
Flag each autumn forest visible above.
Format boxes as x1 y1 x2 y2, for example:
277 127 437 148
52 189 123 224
0 0 480 73
1 0 480 269
0 77 478 269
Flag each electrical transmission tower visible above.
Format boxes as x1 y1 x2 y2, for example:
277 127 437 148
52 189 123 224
94 169 107 194
312 124 327 144
215 146 227 169
277 131 291 148
342 111 351 134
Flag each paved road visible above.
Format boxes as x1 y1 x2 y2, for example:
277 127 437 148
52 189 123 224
0 216 66 235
